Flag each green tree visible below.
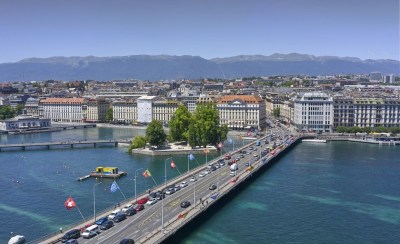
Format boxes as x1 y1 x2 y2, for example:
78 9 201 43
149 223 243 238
105 108 113 122
168 105 192 142
273 107 280 117
0 105 15 119
336 126 347 133
16 104 25 115
187 104 228 148
146 120 167 147
128 136 147 153
361 127 372 133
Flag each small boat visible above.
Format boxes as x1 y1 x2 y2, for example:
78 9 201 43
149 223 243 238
8 235 25 244
89 167 127 178
302 139 327 143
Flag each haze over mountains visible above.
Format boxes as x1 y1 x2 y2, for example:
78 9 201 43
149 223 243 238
0 53 399 82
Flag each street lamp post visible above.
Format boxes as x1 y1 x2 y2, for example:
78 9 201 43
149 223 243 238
134 168 144 204
162 157 172 231
93 181 102 222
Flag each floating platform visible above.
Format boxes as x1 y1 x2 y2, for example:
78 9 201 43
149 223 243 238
89 171 127 178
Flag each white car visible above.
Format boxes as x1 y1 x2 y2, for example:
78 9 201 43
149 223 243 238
189 176 197 182
199 172 206 177
121 204 133 213
207 164 213 169
146 198 158 205
180 181 188 188
204 170 211 175
214 164 220 169
108 209 121 220
230 172 236 177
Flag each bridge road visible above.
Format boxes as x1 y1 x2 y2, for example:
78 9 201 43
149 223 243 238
77 134 284 244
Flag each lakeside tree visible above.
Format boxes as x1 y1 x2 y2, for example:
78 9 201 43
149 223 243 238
16 104 25 115
146 120 167 147
128 135 147 153
105 108 113 122
187 104 229 148
168 105 192 142
0 105 15 120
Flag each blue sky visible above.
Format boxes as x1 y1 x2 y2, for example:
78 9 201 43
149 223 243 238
0 0 399 63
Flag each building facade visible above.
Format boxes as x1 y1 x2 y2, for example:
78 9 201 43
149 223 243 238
152 99 180 124
294 92 333 133
85 98 109 123
137 96 157 124
217 95 266 130
0 115 51 131
112 99 137 124
40 98 85 123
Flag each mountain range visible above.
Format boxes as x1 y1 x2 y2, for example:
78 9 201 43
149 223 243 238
0 53 399 82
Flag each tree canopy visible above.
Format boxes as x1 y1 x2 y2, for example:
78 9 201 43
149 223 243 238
146 120 167 147
105 108 113 122
128 136 147 153
273 107 280 117
0 105 15 120
187 104 229 148
168 105 192 142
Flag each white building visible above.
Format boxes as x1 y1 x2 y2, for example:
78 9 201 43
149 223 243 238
294 92 333 133
217 95 266 130
137 96 157 124
0 115 51 131
40 98 85 123
85 98 109 123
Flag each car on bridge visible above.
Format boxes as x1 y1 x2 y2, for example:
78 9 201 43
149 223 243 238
95 216 108 226
137 197 149 204
147 198 158 205
189 175 197 182
108 209 121 220
114 213 127 222
199 172 206 177
126 208 137 216
100 220 114 230
135 204 144 212
120 239 135 244
180 181 188 188
180 200 191 208
209 184 217 190
122 204 134 213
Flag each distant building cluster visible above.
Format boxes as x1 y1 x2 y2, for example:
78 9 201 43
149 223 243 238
0 73 399 132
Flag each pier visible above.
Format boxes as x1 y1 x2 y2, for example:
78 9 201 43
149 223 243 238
0 139 131 152
34 133 299 244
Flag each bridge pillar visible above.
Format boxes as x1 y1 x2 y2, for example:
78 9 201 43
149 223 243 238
71 144 73 149
47 145 50 149
22 146 25 151
94 143 96 148
115 142 118 147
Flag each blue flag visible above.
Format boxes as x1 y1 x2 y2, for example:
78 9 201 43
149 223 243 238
189 154 195 161
228 138 233 144
210 192 220 200
110 181 120 193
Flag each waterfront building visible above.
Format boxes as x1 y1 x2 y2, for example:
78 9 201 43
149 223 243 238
0 115 51 131
152 99 180 124
85 98 109 123
137 96 157 124
280 100 294 126
112 99 137 124
333 96 354 128
265 93 283 114
24 97 40 117
294 92 333 133
40 98 85 123
217 95 266 130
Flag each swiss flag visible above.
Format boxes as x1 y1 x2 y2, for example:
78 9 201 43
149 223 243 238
170 160 176 169
64 196 77 210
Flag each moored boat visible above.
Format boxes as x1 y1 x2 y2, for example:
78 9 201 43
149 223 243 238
302 139 327 143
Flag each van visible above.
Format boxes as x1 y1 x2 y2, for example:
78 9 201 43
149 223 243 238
82 224 100 239
61 229 80 243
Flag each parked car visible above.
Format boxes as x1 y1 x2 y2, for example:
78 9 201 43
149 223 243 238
135 204 144 212
204 170 211 175
209 184 217 190
65 240 78 244
100 220 114 230
146 198 158 205
122 204 134 213
137 197 149 204
114 213 127 223
199 172 206 177
189 176 197 182
61 229 81 243
108 209 121 220
165 187 175 195
180 181 188 188
155 191 165 200
180 200 191 208
126 208 137 216
120 239 135 244
95 216 108 226
81 224 100 239
174 184 181 191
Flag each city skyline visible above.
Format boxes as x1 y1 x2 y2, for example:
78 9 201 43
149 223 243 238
0 0 399 63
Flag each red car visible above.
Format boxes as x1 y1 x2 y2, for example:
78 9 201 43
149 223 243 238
137 197 149 205
135 204 145 212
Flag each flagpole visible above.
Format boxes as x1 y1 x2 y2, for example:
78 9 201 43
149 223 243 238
162 157 171 231
134 168 143 204
75 205 86 221
150 175 158 187
187 153 190 172
93 182 102 222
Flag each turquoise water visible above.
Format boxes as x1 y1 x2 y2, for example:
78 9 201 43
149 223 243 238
176 142 400 243
1 129 399 243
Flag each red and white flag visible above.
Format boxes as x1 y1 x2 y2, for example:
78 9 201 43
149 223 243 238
170 160 176 169
64 196 77 210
